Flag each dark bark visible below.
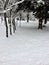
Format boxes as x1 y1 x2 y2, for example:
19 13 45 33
44 2 47 24
38 18 43 29
9 10 12 35
27 13 29 23
19 13 22 27
4 13 8 37
44 18 47 24
9 24 12 35
19 13 21 22
4 0 9 37
9 18 12 35
12 18 16 33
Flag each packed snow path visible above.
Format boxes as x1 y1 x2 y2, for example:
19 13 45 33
0 20 49 65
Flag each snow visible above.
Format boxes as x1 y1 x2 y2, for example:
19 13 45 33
0 19 49 65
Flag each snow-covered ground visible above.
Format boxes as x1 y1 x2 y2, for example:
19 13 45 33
0 19 49 65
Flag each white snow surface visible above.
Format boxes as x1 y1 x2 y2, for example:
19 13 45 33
0 19 49 65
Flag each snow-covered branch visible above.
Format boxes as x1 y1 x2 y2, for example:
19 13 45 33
0 0 24 13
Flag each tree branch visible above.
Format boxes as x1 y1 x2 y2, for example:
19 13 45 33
0 0 24 13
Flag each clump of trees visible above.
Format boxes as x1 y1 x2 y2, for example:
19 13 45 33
0 0 49 37
0 0 24 37
33 0 49 29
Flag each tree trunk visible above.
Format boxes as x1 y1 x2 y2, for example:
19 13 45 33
44 18 47 24
27 12 29 23
44 2 47 24
19 13 21 27
4 13 8 37
9 10 12 35
38 18 43 29
9 19 12 35
12 18 16 33
4 0 9 37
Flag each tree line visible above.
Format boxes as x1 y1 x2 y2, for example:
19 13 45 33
0 0 49 37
